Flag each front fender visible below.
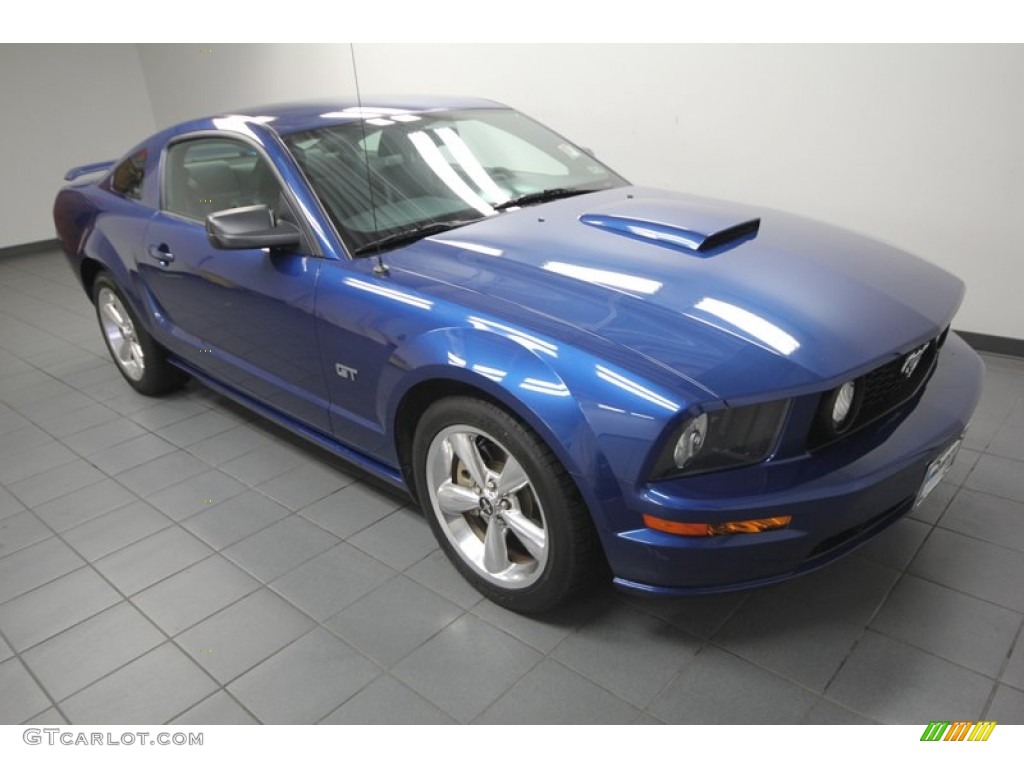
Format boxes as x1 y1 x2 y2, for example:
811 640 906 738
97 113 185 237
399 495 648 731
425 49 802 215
384 326 625 532
381 325 704 538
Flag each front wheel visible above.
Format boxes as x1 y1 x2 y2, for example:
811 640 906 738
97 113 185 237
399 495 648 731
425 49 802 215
412 396 602 613
93 273 188 396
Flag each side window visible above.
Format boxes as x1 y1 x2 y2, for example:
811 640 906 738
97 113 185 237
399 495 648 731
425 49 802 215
110 149 147 200
164 138 283 221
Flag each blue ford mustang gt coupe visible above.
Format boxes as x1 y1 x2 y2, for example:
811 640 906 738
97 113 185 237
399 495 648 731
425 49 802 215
53 97 982 612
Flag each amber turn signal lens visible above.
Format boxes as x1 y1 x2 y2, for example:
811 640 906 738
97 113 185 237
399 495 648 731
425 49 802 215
712 516 792 534
643 514 792 537
641 516 713 536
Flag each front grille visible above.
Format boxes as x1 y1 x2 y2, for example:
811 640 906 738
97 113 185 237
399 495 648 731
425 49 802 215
859 342 937 421
808 327 948 451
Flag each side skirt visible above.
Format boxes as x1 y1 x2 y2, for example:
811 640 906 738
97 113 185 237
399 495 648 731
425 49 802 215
169 356 409 493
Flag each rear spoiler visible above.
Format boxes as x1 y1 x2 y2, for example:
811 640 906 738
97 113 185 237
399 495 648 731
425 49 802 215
64 160 115 182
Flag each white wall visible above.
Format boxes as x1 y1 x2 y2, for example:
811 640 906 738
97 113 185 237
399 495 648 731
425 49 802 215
350 44 1024 341
0 45 156 249
136 44 357 128
136 43 1024 339
3 44 1020 340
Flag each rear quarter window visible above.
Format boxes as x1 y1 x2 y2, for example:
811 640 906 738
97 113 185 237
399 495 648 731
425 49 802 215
110 149 147 200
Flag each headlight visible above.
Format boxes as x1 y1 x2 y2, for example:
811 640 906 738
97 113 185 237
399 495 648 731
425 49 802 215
652 399 790 479
672 413 707 468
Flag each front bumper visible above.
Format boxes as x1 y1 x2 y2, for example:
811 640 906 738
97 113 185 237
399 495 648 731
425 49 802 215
603 333 983 596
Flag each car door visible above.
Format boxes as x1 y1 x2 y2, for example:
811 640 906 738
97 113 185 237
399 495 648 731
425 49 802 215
140 135 331 432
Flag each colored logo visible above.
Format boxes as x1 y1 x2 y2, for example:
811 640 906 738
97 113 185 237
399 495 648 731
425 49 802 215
920 721 997 742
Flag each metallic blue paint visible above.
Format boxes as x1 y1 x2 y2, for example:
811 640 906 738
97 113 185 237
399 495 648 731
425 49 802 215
53 99 983 597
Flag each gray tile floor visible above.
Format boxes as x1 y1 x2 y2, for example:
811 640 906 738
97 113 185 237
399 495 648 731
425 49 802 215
1 247 1023 725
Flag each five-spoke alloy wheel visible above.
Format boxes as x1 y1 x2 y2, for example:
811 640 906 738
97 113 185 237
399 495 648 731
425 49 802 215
426 424 550 589
97 285 145 381
92 272 187 396
413 396 601 613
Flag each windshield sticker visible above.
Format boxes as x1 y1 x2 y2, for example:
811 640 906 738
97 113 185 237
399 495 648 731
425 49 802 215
557 143 582 159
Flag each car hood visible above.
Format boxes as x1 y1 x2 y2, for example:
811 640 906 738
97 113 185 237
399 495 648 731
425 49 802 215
391 186 964 401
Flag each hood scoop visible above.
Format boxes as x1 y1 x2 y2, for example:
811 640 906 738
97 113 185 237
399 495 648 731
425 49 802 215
580 199 760 257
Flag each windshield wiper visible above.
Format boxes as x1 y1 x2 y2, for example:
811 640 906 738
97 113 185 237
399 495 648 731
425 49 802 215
491 188 592 212
352 219 477 256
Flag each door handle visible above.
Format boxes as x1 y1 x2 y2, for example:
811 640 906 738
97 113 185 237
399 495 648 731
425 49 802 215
147 244 175 264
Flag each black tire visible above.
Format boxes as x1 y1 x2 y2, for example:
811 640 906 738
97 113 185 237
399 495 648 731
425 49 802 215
412 396 603 613
92 272 188 396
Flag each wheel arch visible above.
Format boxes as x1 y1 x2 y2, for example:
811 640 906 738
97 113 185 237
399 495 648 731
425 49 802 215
78 252 151 340
77 221 160 342
385 327 625 539
395 377 513 503
80 256 105 300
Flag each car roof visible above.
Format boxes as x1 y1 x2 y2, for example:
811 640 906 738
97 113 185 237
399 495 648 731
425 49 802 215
166 96 509 138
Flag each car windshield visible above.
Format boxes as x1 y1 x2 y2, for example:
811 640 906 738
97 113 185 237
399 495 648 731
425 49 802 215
281 108 628 255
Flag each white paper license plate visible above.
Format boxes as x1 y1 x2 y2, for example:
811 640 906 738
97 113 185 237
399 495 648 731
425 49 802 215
915 437 962 506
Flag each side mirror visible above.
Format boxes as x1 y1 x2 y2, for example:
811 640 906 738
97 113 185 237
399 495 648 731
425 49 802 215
206 205 301 250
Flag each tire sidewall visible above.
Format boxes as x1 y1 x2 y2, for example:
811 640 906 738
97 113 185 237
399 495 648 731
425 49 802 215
92 272 181 396
412 397 581 613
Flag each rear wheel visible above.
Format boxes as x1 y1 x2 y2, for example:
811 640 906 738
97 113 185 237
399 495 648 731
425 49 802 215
93 273 187 396
412 396 602 613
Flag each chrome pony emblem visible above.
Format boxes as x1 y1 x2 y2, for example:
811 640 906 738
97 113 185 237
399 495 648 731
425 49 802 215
901 344 928 378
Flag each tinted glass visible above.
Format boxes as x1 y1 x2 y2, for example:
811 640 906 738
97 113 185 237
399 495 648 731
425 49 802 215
163 138 282 221
110 149 147 200
282 109 627 255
